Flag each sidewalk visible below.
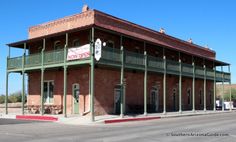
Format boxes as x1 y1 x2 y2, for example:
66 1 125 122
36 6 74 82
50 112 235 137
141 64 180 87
1 110 235 125
57 110 236 125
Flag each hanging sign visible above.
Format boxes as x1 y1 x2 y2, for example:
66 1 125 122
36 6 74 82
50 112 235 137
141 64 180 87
95 38 102 61
67 44 90 61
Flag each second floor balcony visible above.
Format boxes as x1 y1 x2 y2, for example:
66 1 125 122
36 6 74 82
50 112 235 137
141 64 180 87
7 46 231 82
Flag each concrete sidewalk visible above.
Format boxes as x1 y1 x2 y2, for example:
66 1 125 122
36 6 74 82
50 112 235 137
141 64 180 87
1 110 235 125
57 110 235 125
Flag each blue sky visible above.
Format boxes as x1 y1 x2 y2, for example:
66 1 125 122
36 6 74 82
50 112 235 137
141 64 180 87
0 0 235 94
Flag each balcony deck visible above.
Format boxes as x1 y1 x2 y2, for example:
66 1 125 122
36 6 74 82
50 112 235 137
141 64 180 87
7 46 231 82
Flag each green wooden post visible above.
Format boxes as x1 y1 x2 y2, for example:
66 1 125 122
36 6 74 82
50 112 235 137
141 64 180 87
5 72 9 115
221 66 224 111
63 33 68 117
163 53 166 114
120 36 124 118
229 65 232 111
204 65 206 112
179 58 182 113
5 46 9 114
40 39 45 115
192 61 195 112
90 27 95 122
213 65 216 111
144 50 147 116
22 43 26 115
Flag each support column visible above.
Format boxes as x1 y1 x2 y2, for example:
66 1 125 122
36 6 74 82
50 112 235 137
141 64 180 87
179 58 182 113
40 39 45 115
213 65 216 111
192 61 195 112
229 65 232 111
163 53 166 114
63 33 68 117
144 50 147 116
5 46 10 114
22 43 26 115
5 72 9 114
120 36 124 118
90 27 95 122
204 65 206 112
221 66 224 111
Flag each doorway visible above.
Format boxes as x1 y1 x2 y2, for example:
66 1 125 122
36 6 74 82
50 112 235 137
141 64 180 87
72 84 80 114
172 88 178 111
150 87 159 113
114 85 122 114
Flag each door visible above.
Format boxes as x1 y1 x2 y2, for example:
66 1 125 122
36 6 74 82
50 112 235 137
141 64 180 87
172 88 178 111
43 81 54 104
173 92 176 111
114 87 121 114
73 84 80 114
150 88 159 112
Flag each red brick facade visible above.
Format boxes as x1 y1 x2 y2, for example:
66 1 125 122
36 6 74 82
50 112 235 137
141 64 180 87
28 66 214 115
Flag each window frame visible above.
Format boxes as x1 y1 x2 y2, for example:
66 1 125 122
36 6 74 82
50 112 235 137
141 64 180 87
54 40 62 50
43 80 54 104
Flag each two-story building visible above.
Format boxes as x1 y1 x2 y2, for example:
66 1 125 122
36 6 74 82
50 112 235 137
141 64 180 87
5 5 231 121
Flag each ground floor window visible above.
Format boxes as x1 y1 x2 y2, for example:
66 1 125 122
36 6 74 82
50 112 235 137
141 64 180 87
43 81 54 104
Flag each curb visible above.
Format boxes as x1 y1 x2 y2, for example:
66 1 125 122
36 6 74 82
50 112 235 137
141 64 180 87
16 115 58 122
104 116 161 124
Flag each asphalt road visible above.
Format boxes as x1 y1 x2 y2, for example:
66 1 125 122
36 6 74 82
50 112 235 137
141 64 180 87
0 112 236 142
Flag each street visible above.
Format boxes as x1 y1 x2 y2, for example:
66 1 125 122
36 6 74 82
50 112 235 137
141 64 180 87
0 112 236 142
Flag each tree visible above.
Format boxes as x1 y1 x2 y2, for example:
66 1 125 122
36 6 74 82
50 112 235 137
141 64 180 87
224 88 236 101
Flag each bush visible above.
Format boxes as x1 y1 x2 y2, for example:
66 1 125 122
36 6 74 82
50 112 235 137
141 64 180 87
0 91 27 104
224 88 236 101
0 95 5 104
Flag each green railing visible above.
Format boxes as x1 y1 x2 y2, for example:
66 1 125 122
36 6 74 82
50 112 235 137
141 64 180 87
7 46 231 82
125 51 145 69
166 59 179 75
147 55 163 72
25 53 41 67
195 66 204 79
98 47 121 66
7 47 90 70
7 56 22 70
44 49 64 65
182 63 193 77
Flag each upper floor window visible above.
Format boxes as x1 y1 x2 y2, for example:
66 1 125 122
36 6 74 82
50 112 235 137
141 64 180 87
54 41 63 50
107 40 114 48
73 39 80 47
135 46 140 53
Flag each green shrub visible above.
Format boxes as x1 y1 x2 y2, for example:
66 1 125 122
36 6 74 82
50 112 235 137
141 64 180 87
0 95 5 104
0 91 27 104
224 88 236 101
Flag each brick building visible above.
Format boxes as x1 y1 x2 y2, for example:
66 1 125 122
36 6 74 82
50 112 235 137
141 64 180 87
5 5 231 121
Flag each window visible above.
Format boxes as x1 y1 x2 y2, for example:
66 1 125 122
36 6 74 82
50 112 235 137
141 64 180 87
43 81 54 104
54 41 63 50
72 39 80 47
135 46 140 53
199 90 202 105
187 88 191 105
107 40 114 48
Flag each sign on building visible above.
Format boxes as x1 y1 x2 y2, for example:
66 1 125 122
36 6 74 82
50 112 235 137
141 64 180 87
95 38 102 61
67 44 90 61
